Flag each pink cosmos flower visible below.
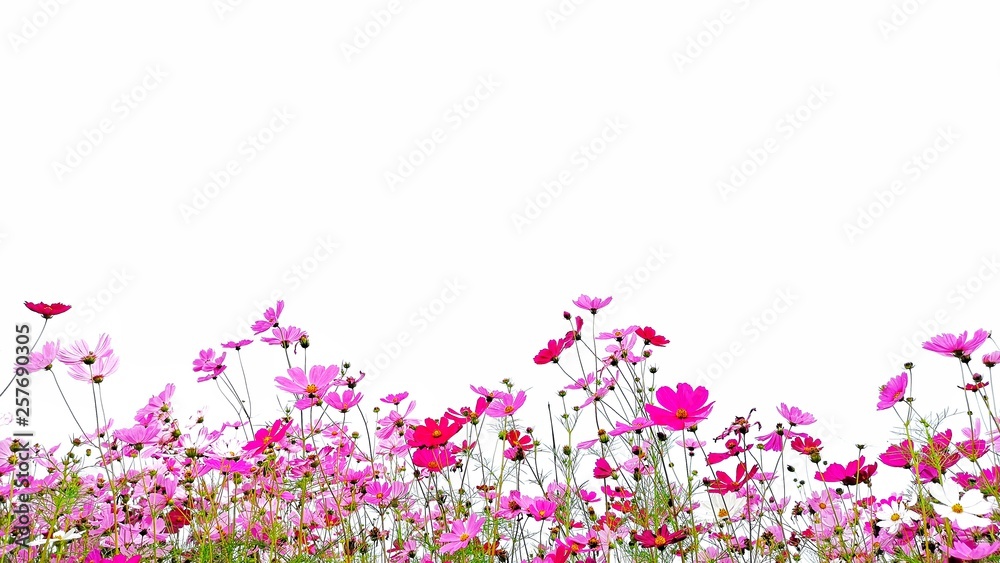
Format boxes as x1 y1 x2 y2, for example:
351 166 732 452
324 389 363 413
134 383 175 424
776 403 815 426
923 329 989 358
485 390 526 418
573 294 612 314
439 513 484 554
261 325 307 350
57 334 113 365
113 424 160 450
944 539 1000 561
380 392 409 405
984 351 1000 367
67 354 119 384
84 550 140 563
193 349 227 382
221 339 253 350
527 498 559 521
25 341 59 373
192 348 227 373
204 458 253 475
645 382 715 431
275 364 340 409
243 419 291 456
597 326 638 341
877 372 908 410
252 300 284 334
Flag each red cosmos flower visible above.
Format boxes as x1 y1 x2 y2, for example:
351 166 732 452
635 326 670 347
243 418 291 456
24 301 71 319
814 456 877 486
635 524 687 550
534 334 574 364
791 435 823 457
706 462 758 494
407 417 462 448
164 506 191 533
503 429 534 461
645 382 715 431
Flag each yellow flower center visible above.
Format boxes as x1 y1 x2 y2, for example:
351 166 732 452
675 408 688 419
952 503 964 514
890 513 900 522
305 384 318 394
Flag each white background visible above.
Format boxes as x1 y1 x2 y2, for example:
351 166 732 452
3 1 1000 496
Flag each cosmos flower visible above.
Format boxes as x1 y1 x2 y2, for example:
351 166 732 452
923 329 989 358
645 382 714 431
24 301 71 319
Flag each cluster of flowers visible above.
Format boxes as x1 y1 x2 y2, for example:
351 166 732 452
2 298 1000 562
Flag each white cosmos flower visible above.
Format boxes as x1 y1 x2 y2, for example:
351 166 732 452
926 480 996 529
875 500 920 535
27 528 82 546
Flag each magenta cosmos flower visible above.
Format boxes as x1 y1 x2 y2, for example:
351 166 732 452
645 382 715 431
252 300 284 334
877 372 908 410
923 329 989 358
243 418 291 456
572 294 612 314
24 301 71 319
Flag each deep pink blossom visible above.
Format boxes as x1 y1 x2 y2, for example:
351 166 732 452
243 419 291 456
984 351 1000 367
814 456 877 486
534 334 574 364
635 326 670 347
877 371 908 410
645 382 715 430
24 301 71 319
527 498 559 521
